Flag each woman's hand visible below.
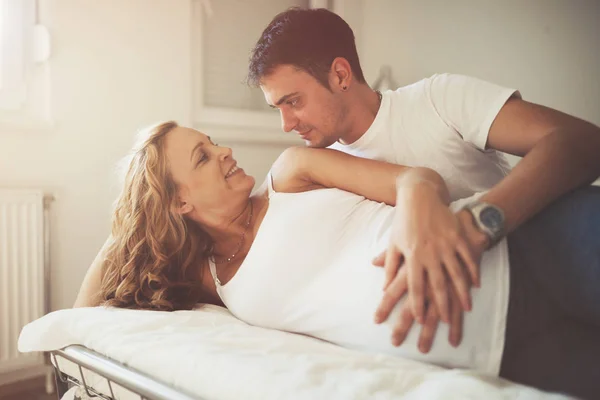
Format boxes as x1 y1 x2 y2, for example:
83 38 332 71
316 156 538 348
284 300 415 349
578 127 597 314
383 180 480 325
373 256 464 352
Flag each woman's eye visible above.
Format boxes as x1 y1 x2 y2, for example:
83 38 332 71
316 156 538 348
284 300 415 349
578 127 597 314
287 99 298 107
197 153 208 166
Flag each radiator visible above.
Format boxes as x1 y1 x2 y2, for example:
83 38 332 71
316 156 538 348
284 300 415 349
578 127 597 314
0 189 50 375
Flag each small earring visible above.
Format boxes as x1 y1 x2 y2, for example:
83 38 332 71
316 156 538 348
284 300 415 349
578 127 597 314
342 85 347 91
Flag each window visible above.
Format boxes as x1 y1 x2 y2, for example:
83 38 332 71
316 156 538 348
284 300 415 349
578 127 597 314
200 0 311 113
193 0 312 134
0 0 52 131
0 0 30 110
191 0 355 143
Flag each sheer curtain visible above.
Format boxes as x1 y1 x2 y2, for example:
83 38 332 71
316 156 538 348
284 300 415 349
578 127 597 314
0 0 34 111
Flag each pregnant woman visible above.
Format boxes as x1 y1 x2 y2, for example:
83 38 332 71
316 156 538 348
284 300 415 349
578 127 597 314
75 122 600 399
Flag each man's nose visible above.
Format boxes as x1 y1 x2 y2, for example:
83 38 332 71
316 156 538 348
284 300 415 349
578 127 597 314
280 109 298 133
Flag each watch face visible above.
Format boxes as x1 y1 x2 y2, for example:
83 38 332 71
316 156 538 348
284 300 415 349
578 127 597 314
480 207 503 232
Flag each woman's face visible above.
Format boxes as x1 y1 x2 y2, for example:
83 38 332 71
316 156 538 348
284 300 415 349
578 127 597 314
164 127 255 223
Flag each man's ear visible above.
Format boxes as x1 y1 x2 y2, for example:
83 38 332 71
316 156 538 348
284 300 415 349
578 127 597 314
330 57 353 90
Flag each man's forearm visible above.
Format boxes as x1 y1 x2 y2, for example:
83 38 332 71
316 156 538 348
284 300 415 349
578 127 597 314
481 128 600 234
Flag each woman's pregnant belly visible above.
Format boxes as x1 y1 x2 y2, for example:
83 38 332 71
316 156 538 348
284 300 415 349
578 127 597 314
229 246 506 374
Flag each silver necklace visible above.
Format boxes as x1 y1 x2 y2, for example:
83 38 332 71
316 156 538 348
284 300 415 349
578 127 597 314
212 201 254 265
376 89 382 104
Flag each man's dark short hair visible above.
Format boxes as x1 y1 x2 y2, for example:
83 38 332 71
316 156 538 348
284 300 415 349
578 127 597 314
247 7 366 89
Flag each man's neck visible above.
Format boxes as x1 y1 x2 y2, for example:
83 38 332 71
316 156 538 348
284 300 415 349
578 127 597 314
338 85 382 145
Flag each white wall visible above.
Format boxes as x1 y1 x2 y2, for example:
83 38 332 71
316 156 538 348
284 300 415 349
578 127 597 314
0 0 285 311
360 0 600 166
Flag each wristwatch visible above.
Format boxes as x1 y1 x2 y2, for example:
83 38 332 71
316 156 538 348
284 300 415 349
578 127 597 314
462 201 505 248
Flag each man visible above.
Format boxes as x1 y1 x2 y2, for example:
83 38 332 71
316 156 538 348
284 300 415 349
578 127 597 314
246 8 600 357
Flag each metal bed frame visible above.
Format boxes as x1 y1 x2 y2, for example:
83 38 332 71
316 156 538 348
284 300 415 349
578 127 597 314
50 345 203 400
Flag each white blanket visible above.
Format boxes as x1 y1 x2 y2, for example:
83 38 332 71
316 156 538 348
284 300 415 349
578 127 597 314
19 305 571 400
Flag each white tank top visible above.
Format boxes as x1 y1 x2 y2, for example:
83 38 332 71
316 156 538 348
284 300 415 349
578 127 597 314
209 175 509 375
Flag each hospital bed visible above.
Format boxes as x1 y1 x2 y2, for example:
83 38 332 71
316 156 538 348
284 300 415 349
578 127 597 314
19 305 571 400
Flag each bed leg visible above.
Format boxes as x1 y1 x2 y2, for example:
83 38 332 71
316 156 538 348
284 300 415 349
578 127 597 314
45 368 55 395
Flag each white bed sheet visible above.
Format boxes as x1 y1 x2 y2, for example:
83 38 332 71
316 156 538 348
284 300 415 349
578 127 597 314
19 305 572 400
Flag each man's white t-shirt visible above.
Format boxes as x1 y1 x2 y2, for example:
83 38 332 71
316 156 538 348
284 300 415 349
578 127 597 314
330 73 520 200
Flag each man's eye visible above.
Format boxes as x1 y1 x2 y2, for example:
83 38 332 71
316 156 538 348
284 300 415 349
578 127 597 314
287 99 298 107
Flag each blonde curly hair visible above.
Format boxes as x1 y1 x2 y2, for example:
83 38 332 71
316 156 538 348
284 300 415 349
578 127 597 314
100 121 213 311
